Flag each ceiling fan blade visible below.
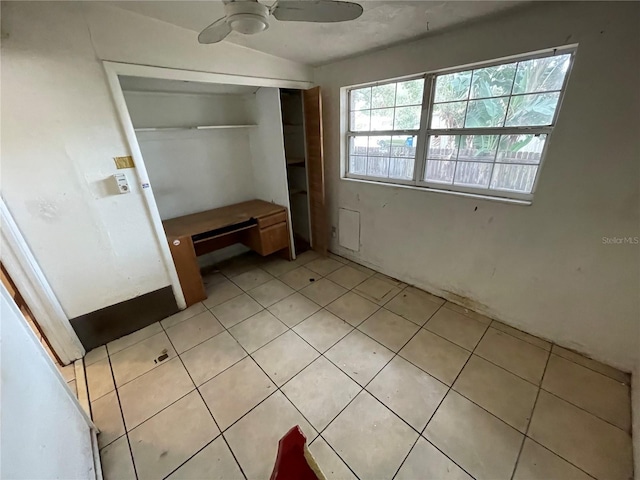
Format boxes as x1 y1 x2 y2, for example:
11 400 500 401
198 17 232 44
272 0 363 22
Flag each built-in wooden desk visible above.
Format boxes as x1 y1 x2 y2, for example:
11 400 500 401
163 200 292 307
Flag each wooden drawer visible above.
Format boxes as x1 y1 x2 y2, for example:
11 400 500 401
244 222 289 256
257 211 287 229
258 222 289 255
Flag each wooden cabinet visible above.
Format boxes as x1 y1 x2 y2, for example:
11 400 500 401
246 210 290 256
257 211 288 229
163 200 293 306
246 222 289 256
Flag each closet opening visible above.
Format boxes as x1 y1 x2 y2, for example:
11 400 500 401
281 89 312 255
112 71 325 308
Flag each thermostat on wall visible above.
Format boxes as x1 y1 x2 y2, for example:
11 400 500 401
113 173 130 194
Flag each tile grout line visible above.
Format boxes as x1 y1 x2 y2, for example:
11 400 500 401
546 348 631 384
96 253 629 480
519 437 599 480
227 268 276 292
218 256 627 477
212 269 537 479
229 258 359 311
159 268 362 477
423 325 631 437
104 348 140 480
113 338 546 479
332 252 631 387
103 328 182 393
119 309 301 445
408 302 556 478
202 296 353 477
390 302 584 479
537 388 631 434
417 325 631 434
296 298 449 478
391 303 490 480
95 257 421 477
509 347 552 480
218 276 621 390
108 299 604 480
309 433 362 480
211 263 375 317
217 276 410 477
205 260 378 323
180 277 575 476
77 359 92 419
156 320 249 480
489 320 553 351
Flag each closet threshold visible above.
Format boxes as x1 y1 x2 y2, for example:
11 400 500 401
134 125 258 132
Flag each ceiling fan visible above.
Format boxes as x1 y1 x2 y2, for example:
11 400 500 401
198 0 364 44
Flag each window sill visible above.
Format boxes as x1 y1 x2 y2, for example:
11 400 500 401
341 176 533 206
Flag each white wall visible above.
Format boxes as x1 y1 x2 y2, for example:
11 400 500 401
315 1 640 371
82 3 311 83
123 91 255 129
249 88 294 250
0 284 96 479
1 2 312 319
136 129 257 220
124 91 257 220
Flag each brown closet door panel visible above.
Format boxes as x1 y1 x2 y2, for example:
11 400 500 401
303 86 328 255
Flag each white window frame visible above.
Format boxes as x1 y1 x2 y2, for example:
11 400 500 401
342 46 577 204
345 74 426 187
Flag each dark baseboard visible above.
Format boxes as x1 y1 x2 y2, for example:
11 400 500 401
70 286 179 351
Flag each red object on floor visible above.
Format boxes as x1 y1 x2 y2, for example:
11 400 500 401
270 425 320 480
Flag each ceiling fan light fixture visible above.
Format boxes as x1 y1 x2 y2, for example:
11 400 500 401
228 13 269 34
225 2 270 35
198 1 364 45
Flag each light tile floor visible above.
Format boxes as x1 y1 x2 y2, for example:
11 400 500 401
89 251 633 480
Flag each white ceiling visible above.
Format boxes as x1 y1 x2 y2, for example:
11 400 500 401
110 0 527 66
119 76 260 95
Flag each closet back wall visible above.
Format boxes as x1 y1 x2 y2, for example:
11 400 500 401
123 91 256 220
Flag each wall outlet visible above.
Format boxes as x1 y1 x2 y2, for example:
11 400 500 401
331 226 337 238
113 173 130 194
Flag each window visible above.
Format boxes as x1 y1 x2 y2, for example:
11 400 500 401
344 48 575 202
348 78 424 181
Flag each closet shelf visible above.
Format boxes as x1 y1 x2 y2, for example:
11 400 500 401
289 188 308 196
134 125 258 132
286 157 305 166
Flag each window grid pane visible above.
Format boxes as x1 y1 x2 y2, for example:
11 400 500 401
347 78 424 181
454 161 493 188
346 50 572 199
348 134 418 181
429 54 569 132
349 79 425 133
469 62 517 99
350 87 371 111
424 132 547 194
512 54 571 95
396 79 425 107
